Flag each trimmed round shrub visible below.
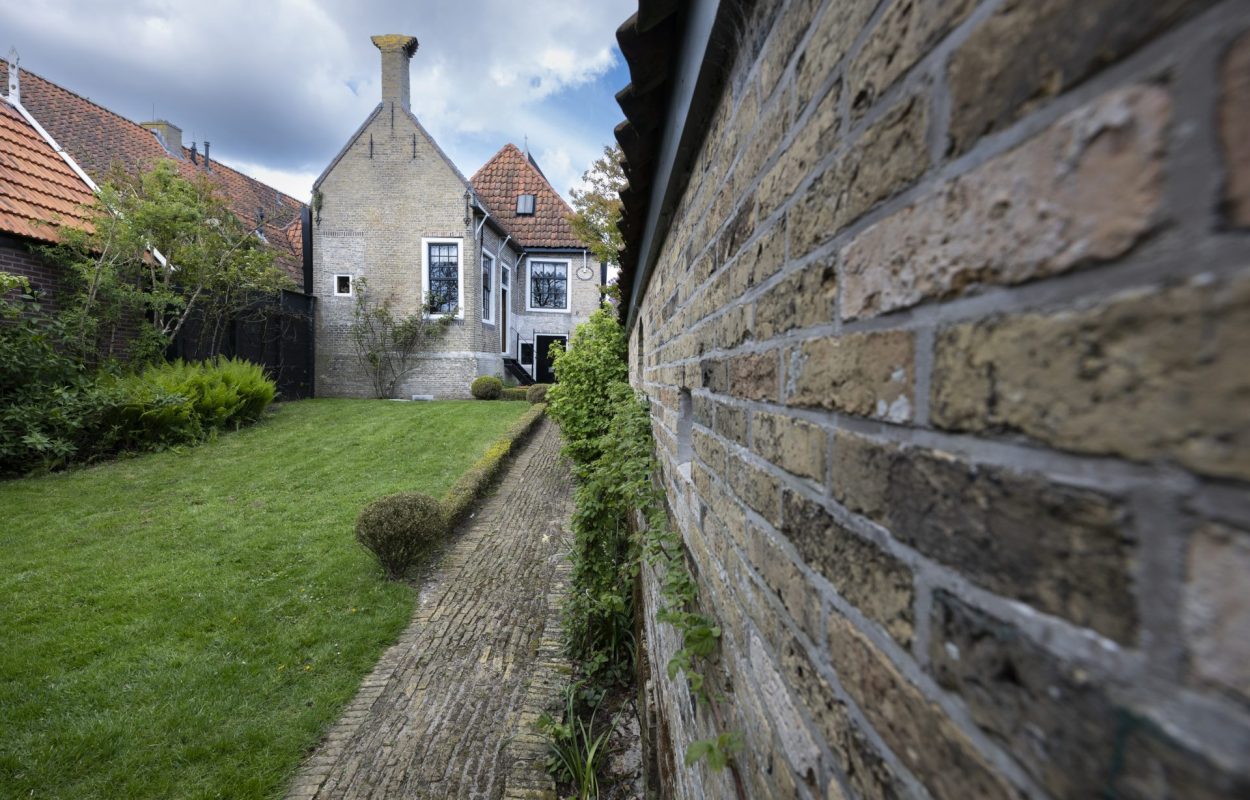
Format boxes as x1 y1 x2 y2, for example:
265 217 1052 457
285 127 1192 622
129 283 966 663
355 492 448 579
526 383 550 404
470 375 503 400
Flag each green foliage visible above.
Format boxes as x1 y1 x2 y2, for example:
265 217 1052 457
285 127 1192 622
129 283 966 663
440 403 545 527
684 732 744 771
546 304 628 469
349 277 455 399
355 491 448 580
42 160 290 366
526 383 550 404
500 386 529 401
567 145 625 267
470 375 504 400
535 681 619 800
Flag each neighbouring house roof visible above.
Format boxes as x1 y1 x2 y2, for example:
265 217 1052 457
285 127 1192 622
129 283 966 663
0 61 306 282
472 143 585 250
0 97 96 243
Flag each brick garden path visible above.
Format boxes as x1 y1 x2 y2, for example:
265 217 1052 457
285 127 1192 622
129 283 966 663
287 420 573 800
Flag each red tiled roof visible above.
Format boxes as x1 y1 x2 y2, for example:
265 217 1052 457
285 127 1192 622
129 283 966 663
0 99 95 243
471 143 585 249
0 62 305 282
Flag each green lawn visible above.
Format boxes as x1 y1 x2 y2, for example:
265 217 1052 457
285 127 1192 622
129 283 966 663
0 399 529 799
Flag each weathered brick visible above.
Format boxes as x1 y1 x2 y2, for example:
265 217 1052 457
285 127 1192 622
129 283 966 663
786 331 914 422
777 637 906 800
693 427 727 476
947 0 1215 154
1222 32 1250 227
842 85 1169 320
831 431 1136 642
699 357 727 392
751 411 827 481
782 490 913 644
790 95 930 256
794 0 878 108
849 0 977 117
759 81 841 219
715 304 753 349
1114 718 1250 800
931 276 1250 482
731 221 786 296
1183 522 1250 701
729 454 782 526
755 261 837 339
713 400 749 446
744 524 824 644
826 611 1017 799
729 351 780 401
929 591 1118 797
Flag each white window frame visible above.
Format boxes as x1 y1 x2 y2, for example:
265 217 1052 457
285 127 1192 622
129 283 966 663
333 274 354 297
526 257 572 313
481 250 496 324
421 237 464 319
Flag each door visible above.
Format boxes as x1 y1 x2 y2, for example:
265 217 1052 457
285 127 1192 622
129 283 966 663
500 266 510 353
534 334 566 384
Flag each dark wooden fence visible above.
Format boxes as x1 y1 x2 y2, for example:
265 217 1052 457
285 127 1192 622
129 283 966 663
169 290 315 400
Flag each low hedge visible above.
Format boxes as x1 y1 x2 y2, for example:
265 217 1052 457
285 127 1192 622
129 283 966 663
501 387 528 401
357 403 547 579
441 403 546 525
526 383 550 404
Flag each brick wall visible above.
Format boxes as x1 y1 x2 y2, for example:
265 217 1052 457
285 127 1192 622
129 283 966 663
629 1 1250 797
0 234 67 310
313 103 505 397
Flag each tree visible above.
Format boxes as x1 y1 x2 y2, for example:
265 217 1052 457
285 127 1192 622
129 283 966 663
568 144 625 267
348 277 455 398
45 161 290 365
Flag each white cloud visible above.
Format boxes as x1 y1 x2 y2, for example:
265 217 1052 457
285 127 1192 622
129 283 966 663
0 0 632 201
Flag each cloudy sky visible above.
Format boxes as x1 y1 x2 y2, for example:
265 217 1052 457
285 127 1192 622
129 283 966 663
1 0 635 201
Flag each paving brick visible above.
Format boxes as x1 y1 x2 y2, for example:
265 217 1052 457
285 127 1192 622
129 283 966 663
931 275 1250 482
831 431 1136 643
842 85 1169 320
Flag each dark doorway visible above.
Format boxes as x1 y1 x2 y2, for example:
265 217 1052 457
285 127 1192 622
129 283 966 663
534 334 566 384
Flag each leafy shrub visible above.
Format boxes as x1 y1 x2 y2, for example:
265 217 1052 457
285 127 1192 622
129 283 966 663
526 383 550 404
470 375 503 400
547 305 627 468
355 492 448 579
501 387 529 401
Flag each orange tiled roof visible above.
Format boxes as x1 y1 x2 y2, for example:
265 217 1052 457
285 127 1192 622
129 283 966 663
0 98 95 243
471 143 584 249
0 62 305 282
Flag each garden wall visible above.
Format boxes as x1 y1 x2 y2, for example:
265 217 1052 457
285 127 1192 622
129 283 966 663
627 0 1250 797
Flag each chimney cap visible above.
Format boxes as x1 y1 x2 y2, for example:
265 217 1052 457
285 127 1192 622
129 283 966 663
371 34 418 57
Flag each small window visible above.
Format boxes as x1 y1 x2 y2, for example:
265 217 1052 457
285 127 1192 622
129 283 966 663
520 342 534 365
516 194 536 215
529 261 568 311
334 274 352 296
481 252 494 322
428 242 459 313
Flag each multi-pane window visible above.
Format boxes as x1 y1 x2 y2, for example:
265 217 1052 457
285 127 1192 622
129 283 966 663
482 252 494 321
428 242 459 313
529 261 567 310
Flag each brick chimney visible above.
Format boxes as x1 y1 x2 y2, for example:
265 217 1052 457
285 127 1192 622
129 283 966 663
371 34 418 111
141 120 183 157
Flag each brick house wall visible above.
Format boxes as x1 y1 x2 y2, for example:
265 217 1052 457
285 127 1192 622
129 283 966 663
626 1 1250 798
0 235 67 310
313 100 505 398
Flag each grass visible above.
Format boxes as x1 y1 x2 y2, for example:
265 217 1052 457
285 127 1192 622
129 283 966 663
0 399 530 800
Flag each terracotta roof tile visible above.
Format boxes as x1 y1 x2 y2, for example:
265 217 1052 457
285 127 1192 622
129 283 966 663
471 143 584 249
0 62 305 282
0 99 95 243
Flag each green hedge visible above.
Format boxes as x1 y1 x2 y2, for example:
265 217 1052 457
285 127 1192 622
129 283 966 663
470 375 503 399
501 387 529 401
441 403 545 525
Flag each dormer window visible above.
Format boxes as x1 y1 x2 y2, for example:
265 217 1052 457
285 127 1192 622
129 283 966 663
516 194 536 215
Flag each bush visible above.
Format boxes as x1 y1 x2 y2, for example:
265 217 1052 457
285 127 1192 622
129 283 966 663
501 387 528 401
470 375 503 399
355 492 448 579
526 383 550 404
547 305 628 469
